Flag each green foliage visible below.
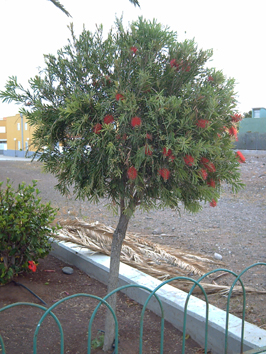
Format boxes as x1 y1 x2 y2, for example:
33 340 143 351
0 17 244 217
91 331 105 349
243 110 252 118
0 179 59 285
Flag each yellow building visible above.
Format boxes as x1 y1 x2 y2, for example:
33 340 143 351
2 114 35 156
0 117 7 150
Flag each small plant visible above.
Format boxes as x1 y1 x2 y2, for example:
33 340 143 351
91 331 105 349
0 179 59 285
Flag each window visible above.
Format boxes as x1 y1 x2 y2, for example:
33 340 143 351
25 122 28 131
25 141 28 150
253 109 260 118
18 141 21 150
0 126 6 133
17 123 20 130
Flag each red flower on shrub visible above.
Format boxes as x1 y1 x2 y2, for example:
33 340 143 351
93 123 102 134
231 113 242 122
28 261 37 272
170 59 179 70
183 155 194 166
146 133 152 140
127 166 137 180
145 145 153 156
196 119 209 128
228 126 238 140
201 157 216 173
208 76 214 81
169 155 175 162
131 117 142 127
130 46 137 54
103 115 114 124
115 93 124 101
159 168 170 181
199 168 208 180
210 199 217 207
207 179 216 188
236 151 246 163
163 147 172 157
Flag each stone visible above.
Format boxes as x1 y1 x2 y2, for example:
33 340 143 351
62 266 74 275
214 253 223 260
152 228 162 235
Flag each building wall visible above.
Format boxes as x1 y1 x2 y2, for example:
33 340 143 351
5 114 35 152
0 118 7 150
252 108 266 118
235 117 266 150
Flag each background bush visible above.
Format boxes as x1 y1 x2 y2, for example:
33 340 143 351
0 179 59 285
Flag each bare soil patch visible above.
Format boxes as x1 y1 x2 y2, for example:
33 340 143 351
0 255 200 354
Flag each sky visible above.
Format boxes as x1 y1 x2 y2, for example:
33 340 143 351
0 0 265 118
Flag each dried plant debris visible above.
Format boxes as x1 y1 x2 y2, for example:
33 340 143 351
53 218 266 296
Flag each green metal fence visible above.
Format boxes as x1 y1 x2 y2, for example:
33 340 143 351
1 262 266 354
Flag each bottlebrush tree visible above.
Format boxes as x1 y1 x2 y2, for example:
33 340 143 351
0 17 244 350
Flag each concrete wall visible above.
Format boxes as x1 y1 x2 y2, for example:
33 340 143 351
235 117 266 150
3 149 35 158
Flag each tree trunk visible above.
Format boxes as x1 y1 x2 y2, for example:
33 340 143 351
103 211 130 351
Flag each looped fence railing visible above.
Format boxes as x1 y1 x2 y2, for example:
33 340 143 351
1 262 266 354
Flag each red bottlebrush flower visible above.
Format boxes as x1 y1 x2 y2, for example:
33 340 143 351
131 116 142 127
228 126 238 140
207 179 216 188
28 260 37 272
196 119 209 128
170 59 177 67
146 133 152 140
93 123 102 134
163 147 172 157
127 166 137 180
130 46 137 54
116 134 127 141
115 93 124 101
210 199 217 207
208 76 214 81
236 151 246 163
159 168 170 181
169 154 175 162
145 145 153 156
231 113 242 122
201 157 216 173
170 59 179 70
183 155 194 166
181 61 191 72
199 168 208 180
103 115 114 124
217 133 221 138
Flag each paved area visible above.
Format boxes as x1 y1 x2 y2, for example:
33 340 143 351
0 155 35 161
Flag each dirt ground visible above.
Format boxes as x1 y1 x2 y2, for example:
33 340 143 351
0 151 266 352
0 255 200 354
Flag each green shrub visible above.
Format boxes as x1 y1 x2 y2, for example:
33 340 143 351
0 179 59 285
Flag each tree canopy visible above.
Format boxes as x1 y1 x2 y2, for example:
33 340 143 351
0 17 244 349
1 18 243 215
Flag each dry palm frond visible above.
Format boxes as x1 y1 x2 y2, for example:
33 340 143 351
53 218 266 296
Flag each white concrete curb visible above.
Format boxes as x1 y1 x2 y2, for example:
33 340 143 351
50 239 266 354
